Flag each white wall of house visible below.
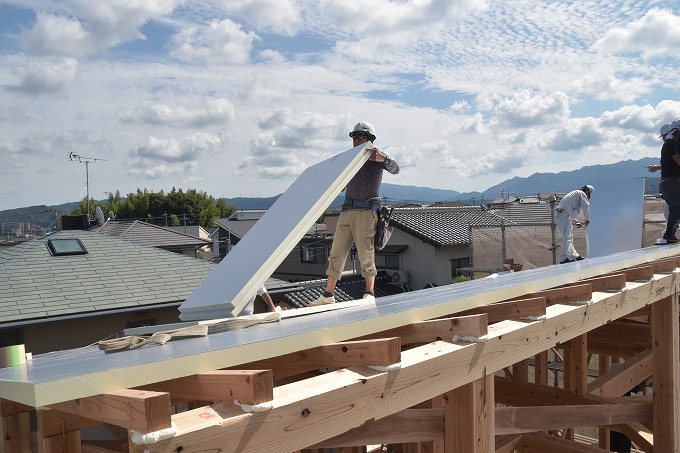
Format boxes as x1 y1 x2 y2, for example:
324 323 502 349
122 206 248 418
386 229 471 290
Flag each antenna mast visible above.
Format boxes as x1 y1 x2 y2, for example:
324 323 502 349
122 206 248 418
68 153 107 220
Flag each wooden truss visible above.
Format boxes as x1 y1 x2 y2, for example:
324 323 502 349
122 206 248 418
1 248 679 452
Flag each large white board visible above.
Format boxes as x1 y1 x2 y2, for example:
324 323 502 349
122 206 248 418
179 143 372 320
588 179 645 258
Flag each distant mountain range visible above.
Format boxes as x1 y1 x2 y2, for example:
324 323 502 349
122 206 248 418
1 157 660 227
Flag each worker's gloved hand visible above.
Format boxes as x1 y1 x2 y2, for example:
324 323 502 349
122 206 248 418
584 220 590 227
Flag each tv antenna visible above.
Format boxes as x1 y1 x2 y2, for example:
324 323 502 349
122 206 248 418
68 153 107 220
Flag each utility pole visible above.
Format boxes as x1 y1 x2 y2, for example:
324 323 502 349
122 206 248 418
68 153 106 220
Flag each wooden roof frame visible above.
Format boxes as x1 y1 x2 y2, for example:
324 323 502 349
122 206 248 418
0 246 678 452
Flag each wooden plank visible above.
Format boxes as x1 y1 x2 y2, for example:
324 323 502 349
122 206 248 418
495 402 652 435
651 295 680 452
138 370 273 405
233 338 401 381
495 434 522 453
587 322 650 358
357 314 488 344
179 142 373 319
458 297 546 323
49 389 171 433
651 256 678 274
535 351 549 386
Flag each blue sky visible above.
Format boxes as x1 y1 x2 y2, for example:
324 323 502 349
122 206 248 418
1 0 680 210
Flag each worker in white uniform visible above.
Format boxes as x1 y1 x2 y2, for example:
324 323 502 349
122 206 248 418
555 185 594 264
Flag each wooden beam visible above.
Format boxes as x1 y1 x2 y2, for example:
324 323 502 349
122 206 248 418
358 314 488 344
310 409 444 448
651 256 678 274
233 338 401 381
578 274 626 292
138 370 273 405
495 403 652 435
587 322 651 358
37 408 98 438
49 389 171 433
651 295 680 452
458 297 546 324
587 348 652 396
512 283 592 306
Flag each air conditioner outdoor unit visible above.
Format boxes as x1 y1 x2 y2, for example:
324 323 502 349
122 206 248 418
390 270 409 283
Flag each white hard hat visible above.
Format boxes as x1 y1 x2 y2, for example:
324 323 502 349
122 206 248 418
660 123 671 138
583 185 595 197
349 121 377 141
670 119 680 132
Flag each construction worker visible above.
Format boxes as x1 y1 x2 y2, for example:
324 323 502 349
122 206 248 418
310 121 400 306
657 119 680 244
239 285 276 315
647 123 671 244
555 185 594 263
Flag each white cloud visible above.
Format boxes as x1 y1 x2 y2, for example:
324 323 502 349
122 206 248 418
594 8 680 59
221 0 302 36
19 0 180 57
119 99 236 128
170 19 258 64
546 118 603 152
493 90 570 128
130 133 223 164
4 58 77 95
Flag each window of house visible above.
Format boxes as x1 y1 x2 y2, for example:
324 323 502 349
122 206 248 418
46 238 88 256
375 254 400 270
451 257 470 277
300 245 326 264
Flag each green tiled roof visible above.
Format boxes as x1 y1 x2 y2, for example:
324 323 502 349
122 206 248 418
0 230 216 326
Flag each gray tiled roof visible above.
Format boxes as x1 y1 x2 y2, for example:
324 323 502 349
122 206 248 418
0 230 216 326
95 220 210 248
390 206 504 247
213 218 258 239
492 202 554 224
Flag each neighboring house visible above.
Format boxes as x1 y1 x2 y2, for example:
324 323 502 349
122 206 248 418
385 206 504 289
211 210 267 260
0 230 294 354
94 219 211 258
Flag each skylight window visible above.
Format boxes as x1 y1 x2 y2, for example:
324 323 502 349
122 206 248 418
46 238 88 256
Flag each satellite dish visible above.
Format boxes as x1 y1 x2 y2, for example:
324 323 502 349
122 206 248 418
95 206 106 226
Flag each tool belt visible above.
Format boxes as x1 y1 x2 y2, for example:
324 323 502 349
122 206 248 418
343 197 381 212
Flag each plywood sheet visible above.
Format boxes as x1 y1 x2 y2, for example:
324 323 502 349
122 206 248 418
0 245 676 407
179 142 372 320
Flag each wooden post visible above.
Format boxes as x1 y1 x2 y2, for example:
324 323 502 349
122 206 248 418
1 399 32 453
444 374 494 453
597 354 611 450
652 295 680 452
534 351 548 386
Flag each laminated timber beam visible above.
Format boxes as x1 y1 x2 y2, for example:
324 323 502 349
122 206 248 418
127 272 676 452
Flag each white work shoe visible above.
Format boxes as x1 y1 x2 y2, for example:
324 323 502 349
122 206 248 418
309 294 335 306
362 293 375 301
